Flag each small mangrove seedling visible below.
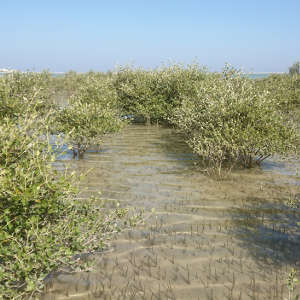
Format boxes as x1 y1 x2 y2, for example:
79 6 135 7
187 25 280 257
286 268 299 300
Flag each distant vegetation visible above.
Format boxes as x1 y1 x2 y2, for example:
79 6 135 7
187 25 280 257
289 61 300 75
0 62 299 297
113 63 206 124
255 66 300 127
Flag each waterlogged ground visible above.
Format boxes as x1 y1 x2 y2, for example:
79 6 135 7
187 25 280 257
42 125 300 300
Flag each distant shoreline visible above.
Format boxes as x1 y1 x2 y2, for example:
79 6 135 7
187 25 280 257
248 72 286 74
0 71 287 76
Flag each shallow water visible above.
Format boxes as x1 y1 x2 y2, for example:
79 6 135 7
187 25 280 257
42 125 300 300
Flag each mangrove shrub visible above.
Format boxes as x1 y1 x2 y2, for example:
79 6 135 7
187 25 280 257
0 117 137 298
170 66 299 173
0 71 53 119
256 74 300 111
113 63 206 124
56 75 125 158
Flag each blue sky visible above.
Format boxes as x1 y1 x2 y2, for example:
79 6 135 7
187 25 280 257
1 0 300 72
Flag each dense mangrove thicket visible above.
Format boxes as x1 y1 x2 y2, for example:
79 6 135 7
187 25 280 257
112 63 206 124
111 64 298 174
0 72 140 298
0 64 299 297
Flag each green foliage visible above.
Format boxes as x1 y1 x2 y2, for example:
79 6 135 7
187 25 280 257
51 70 86 97
113 63 206 124
56 75 125 158
0 117 141 299
256 74 300 111
1 194 132 299
0 71 53 119
0 72 142 298
170 66 299 174
0 118 70 236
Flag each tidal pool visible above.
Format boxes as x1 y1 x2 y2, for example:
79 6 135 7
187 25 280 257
42 125 300 300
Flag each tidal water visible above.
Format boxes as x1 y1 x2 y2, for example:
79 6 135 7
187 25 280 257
42 125 300 300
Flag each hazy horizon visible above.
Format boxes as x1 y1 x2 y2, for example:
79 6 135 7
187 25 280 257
1 0 300 73
0 69 288 75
